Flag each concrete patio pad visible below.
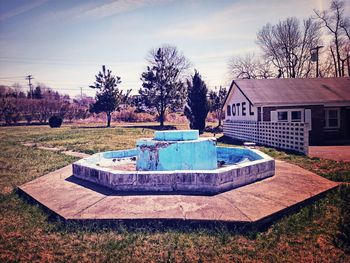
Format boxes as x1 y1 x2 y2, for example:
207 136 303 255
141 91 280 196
309 146 350 162
18 160 339 225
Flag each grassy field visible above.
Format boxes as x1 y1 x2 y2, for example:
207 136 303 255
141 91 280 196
0 123 349 262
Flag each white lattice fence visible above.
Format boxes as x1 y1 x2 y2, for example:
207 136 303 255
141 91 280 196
223 121 258 142
223 120 309 154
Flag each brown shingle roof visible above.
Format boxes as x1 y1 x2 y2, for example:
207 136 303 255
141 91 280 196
233 77 350 106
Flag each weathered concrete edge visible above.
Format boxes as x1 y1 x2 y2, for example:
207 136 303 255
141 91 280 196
252 182 341 228
17 164 77 221
17 171 341 229
63 183 341 229
17 185 250 225
17 186 66 222
63 218 253 231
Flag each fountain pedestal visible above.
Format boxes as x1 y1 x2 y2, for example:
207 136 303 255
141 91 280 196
136 130 217 171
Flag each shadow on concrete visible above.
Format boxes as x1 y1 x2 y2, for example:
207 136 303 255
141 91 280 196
216 135 244 145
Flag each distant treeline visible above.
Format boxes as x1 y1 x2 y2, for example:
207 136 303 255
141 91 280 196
0 85 91 125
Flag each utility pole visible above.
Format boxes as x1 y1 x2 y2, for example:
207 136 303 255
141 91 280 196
80 87 83 100
347 54 350 77
25 75 34 99
310 46 323 78
341 54 350 77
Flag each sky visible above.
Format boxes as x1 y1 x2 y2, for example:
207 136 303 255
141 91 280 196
0 0 348 98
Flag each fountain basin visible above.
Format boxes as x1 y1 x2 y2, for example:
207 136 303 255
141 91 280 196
72 146 275 194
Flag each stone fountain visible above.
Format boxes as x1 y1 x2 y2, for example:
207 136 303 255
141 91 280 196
73 130 275 194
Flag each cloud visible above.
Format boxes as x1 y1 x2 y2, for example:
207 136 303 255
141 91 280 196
158 0 325 40
79 0 172 19
157 1 260 40
0 0 48 22
34 0 173 25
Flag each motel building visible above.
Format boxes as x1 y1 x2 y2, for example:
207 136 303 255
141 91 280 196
223 77 350 154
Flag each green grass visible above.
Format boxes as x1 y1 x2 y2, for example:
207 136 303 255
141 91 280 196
0 123 349 262
259 147 350 182
0 124 154 154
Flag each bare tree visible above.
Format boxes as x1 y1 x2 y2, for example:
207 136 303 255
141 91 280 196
318 47 337 77
140 45 191 127
228 53 274 79
146 45 191 78
340 16 350 40
257 17 321 78
314 0 349 77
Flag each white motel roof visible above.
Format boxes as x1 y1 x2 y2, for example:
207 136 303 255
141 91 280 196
228 77 350 106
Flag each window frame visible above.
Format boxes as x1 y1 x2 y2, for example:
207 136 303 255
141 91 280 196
277 111 288 122
291 110 302 122
275 109 304 122
324 108 340 129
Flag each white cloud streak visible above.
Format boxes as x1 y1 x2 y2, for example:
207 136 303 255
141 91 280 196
79 0 172 19
158 0 332 40
37 0 173 24
0 0 48 22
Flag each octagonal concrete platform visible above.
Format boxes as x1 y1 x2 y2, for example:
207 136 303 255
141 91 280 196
18 160 339 226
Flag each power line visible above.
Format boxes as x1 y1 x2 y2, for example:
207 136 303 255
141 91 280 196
25 75 34 99
0 56 140 64
310 46 324 78
0 57 140 67
0 79 26 83
0 55 233 64
0 76 26 79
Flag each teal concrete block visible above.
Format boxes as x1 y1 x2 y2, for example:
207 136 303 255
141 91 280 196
136 138 217 171
102 148 138 159
154 130 199 141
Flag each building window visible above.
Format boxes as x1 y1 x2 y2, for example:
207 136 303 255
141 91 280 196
291 110 302 122
277 111 288 121
274 109 304 122
325 108 340 128
227 105 231 116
